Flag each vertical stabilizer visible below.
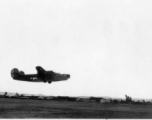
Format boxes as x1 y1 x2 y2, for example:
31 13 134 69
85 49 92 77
11 68 19 78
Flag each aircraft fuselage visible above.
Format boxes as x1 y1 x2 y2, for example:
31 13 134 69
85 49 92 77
11 66 70 84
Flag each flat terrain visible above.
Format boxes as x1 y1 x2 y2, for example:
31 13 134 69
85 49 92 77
0 98 152 118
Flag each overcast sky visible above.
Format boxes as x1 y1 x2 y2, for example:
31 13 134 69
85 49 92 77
0 0 152 99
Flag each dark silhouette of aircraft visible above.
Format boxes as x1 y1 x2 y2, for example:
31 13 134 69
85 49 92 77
11 66 70 84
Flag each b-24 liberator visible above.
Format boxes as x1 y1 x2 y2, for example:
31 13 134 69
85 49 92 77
11 66 70 84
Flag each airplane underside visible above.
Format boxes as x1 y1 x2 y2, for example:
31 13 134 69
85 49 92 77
13 75 69 84
14 77 52 83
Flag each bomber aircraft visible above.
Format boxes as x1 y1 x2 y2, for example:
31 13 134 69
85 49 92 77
11 66 70 84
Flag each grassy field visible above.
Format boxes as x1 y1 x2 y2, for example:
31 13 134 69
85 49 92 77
0 98 152 118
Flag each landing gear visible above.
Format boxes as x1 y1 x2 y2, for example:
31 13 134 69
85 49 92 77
48 81 52 84
43 78 47 83
43 79 47 83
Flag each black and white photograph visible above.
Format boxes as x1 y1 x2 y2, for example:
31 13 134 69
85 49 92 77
0 0 152 118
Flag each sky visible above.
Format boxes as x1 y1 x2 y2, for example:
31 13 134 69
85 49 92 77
0 0 152 99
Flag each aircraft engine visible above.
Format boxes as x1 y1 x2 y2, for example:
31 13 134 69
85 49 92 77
19 71 25 75
11 68 19 78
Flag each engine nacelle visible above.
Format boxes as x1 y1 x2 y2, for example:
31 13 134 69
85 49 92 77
11 68 19 78
19 71 25 76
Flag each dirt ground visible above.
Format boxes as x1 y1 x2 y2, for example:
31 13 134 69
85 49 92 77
0 98 152 118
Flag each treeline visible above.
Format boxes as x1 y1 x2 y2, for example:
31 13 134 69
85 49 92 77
110 95 152 105
0 92 151 104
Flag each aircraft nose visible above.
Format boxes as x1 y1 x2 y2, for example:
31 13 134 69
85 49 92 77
67 74 70 79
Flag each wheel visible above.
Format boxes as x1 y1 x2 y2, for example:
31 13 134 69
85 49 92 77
48 81 52 84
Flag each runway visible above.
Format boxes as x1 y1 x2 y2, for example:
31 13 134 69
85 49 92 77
0 98 152 118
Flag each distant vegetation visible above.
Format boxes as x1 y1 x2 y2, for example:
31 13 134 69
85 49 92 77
0 92 151 104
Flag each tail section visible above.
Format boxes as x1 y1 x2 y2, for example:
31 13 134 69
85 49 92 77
36 66 46 75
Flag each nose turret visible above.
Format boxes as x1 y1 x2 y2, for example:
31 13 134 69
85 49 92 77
66 74 70 79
